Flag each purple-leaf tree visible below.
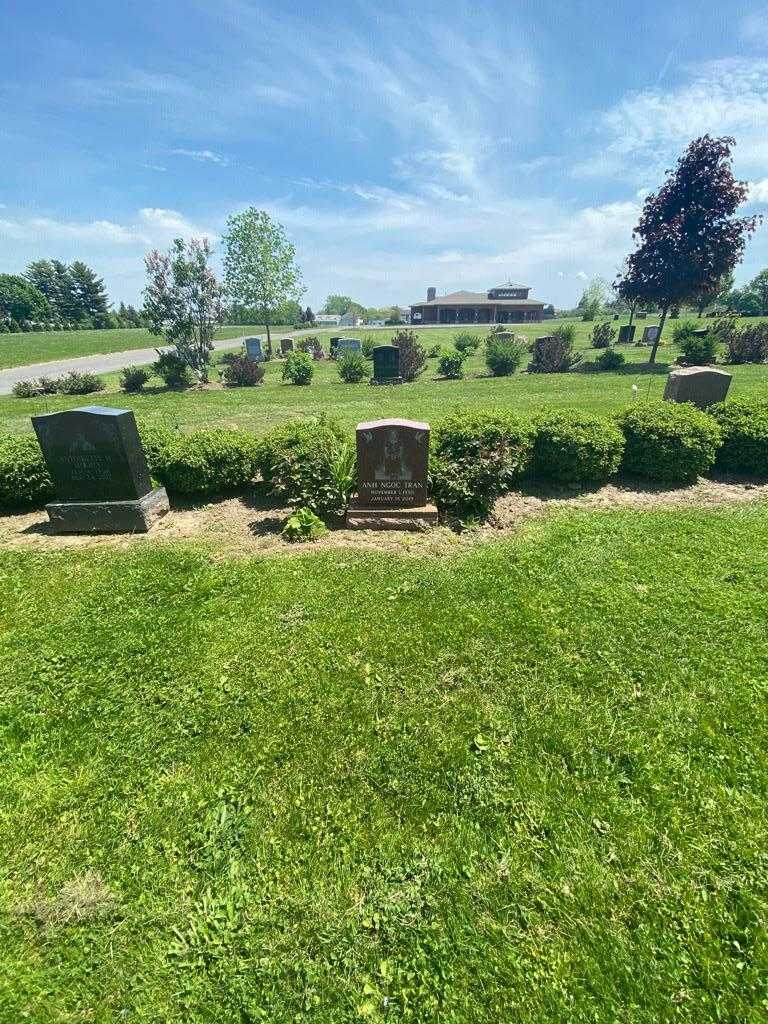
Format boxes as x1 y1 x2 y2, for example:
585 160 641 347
619 135 761 363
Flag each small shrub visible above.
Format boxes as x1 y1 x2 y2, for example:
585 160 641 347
530 410 624 484
153 351 194 388
220 350 243 366
454 331 482 354
11 379 41 398
282 507 328 542
677 331 717 366
256 418 350 517
0 433 54 507
337 352 367 383
297 336 319 353
594 348 625 372
591 321 615 348
37 377 59 395
671 318 699 345
720 321 768 364
362 335 377 359
617 401 722 483
120 365 152 393
427 343 442 359
137 421 177 480
485 337 526 377
220 355 265 387
431 411 534 518
438 350 467 379
282 351 314 385
54 370 105 395
391 329 426 382
159 429 259 495
709 400 768 475
528 326 581 373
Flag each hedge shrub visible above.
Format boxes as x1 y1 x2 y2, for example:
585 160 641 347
709 399 768 476
617 401 722 483
431 411 534 518
337 352 367 383
0 433 54 507
282 351 314 385
594 348 625 371
158 429 259 495
528 327 581 373
55 370 105 395
220 355 265 386
438 350 466 379
120 365 152 392
530 410 624 484
454 331 482 354
255 418 351 517
485 337 526 376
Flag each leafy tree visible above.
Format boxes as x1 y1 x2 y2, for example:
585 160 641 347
322 294 357 315
304 306 315 325
727 287 762 316
223 208 305 348
615 259 646 328
747 269 768 315
0 274 49 323
621 135 760 363
143 237 225 383
576 277 609 320
695 270 734 317
26 260 76 321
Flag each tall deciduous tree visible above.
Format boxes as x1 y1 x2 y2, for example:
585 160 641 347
621 135 760 363
748 268 768 315
142 237 225 383
576 277 609 320
223 209 304 348
0 274 50 324
695 270 734 317
322 294 357 315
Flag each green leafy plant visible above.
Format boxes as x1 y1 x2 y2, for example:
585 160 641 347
427 343 442 358
54 370 105 395
430 411 534 518
282 351 314 385
591 321 616 348
617 401 722 482
256 418 350 516
0 433 54 507
157 429 259 494
528 326 581 373
709 399 768 475
282 506 328 542
153 350 194 388
593 348 625 371
391 328 426 381
220 355 265 386
120 365 152 393
11 379 41 399
361 334 377 359
719 321 768 364
337 352 367 383
37 377 59 395
530 410 625 484
485 337 526 377
673 320 718 365
453 331 482 354
438 350 467 379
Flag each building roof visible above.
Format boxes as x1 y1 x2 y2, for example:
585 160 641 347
490 282 529 291
411 290 545 308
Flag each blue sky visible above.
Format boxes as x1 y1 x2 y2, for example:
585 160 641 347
2 0 768 310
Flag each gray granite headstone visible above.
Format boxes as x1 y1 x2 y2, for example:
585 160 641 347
245 337 263 361
663 366 732 409
642 325 660 345
31 406 169 533
371 346 401 384
618 325 636 344
280 338 294 354
637 310 648 319
337 338 362 355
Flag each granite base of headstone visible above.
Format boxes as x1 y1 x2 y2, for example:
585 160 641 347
32 406 169 534
663 366 732 409
346 418 437 531
370 345 403 385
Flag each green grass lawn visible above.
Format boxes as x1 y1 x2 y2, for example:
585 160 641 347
2 318 767 436
2 504 768 1020
0 325 289 370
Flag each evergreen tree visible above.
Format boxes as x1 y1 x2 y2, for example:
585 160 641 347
69 261 110 325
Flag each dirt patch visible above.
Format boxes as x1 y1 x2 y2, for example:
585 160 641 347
2 477 767 558
16 871 118 930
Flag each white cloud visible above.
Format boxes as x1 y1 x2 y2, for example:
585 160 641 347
750 178 768 202
576 271 589 280
143 163 167 172
171 148 229 166
741 7 768 46
575 58 768 180
0 217 144 245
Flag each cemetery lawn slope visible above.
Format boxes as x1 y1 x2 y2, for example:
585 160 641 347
2 504 768 1021
0 325 286 370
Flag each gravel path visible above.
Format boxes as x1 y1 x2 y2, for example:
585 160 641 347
0 328 326 395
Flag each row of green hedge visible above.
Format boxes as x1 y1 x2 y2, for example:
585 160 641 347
1 399 767 514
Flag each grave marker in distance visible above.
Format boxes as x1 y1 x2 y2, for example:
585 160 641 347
32 406 169 533
371 345 403 385
347 418 437 530
337 338 362 355
245 337 263 361
280 338 294 355
618 325 636 344
642 325 660 345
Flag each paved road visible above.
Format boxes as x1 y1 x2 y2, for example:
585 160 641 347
0 328 326 395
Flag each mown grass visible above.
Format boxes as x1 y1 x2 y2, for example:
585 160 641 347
1 504 768 1021
2 318 768 436
0 324 287 370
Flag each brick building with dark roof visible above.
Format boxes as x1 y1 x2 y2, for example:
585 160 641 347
410 282 550 324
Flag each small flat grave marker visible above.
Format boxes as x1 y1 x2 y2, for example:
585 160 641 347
32 406 169 533
371 345 402 385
